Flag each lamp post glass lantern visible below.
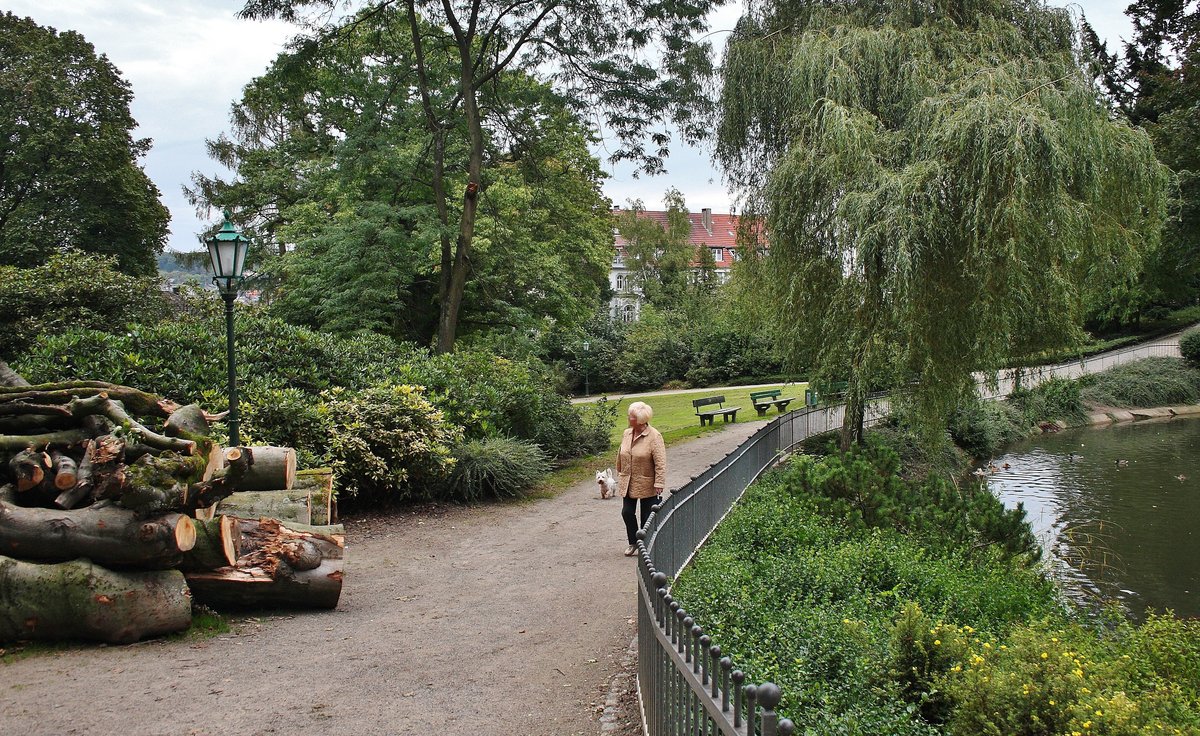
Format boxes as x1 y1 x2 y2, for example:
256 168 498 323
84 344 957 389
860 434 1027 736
204 210 251 446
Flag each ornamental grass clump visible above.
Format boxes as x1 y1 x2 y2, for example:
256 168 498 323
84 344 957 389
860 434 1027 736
1079 357 1200 408
441 437 550 502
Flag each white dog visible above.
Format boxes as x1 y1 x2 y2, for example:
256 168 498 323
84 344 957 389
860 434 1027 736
596 468 617 499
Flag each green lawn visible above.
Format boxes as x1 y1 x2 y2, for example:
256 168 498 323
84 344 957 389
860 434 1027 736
597 382 808 446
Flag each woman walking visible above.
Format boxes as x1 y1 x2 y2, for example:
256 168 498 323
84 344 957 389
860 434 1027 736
616 401 666 556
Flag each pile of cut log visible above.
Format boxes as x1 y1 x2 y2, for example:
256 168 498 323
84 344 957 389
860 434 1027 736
0 361 344 644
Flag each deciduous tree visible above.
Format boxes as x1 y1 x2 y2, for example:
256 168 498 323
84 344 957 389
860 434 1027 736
719 0 1170 447
236 0 722 351
193 8 612 343
0 12 168 276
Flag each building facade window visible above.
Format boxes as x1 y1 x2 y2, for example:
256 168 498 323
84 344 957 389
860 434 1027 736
622 304 636 323
710 247 723 262
616 273 629 292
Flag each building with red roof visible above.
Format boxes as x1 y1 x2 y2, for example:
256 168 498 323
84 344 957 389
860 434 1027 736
610 206 746 321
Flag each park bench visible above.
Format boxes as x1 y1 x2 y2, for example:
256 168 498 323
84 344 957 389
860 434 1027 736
693 395 741 426
749 389 795 416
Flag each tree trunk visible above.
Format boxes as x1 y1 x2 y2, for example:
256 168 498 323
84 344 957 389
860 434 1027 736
0 499 196 568
185 517 344 610
179 515 241 572
186 447 252 513
839 393 866 451
0 428 91 453
231 446 296 492
116 450 211 514
435 45 486 354
0 556 192 644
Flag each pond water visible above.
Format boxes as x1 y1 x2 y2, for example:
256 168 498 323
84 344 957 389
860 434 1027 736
987 417 1200 620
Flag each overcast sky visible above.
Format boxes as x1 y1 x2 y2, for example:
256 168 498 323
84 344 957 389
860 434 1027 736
7 1 1135 253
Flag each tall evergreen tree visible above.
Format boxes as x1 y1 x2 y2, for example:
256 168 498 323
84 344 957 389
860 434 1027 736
719 0 1169 447
0 12 168 276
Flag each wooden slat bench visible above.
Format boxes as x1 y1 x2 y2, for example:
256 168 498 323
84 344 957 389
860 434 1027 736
749 389 794 417
693 395 740 426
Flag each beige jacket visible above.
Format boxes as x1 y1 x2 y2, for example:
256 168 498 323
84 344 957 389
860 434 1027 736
617 425 666 499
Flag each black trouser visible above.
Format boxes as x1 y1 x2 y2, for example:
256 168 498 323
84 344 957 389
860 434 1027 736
622 495 659 546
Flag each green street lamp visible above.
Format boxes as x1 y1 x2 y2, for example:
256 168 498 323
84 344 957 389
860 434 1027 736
204 210 251 447
582 340 590 397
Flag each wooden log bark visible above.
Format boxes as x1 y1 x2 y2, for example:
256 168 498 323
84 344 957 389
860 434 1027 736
230 446 296 492
0 556 191 644
81 397 197 456
273 520 345 537
0 361 29 388
180 515 241 572
117 450 212 514
185 517 344 610
218 490 311 525
296 468 335 524
50 450 78 491
186 447 252 512
163 403 211 442
55 440 96 509
0 500 196 568
0 382 180 418
0 428 91 453
9 448 49 492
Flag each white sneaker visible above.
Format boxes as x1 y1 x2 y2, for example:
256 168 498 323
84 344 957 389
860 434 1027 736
624 545 637 557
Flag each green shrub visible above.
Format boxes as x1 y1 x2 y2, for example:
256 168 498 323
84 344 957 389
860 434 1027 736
778 441 1039 560
948 400 1026 459
888 602 970 723
399 350 602 459
240 386 332 470
1180 326 1200 368
1080 357 1200 408
673 447 1200 734
440 436 550 502
0 251 167 357
1010 377 1085 426
322 383 460 506
937 619 1200 736
672 463 1057 732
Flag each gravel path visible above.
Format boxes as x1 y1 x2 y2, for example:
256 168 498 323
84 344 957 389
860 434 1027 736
0 420 765 736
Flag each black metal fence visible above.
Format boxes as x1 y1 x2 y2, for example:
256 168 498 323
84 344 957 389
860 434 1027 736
633 338 1183 735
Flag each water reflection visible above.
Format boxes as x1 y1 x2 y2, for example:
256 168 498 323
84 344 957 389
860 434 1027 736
986 417 1200 620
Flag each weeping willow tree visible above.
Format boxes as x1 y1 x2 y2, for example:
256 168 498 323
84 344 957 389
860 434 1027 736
718 0 1171 448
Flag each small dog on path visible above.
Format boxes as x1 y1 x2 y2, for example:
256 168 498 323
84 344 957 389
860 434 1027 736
596 468 617 499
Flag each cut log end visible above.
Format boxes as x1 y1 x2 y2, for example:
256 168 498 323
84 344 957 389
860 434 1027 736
219 515 239 567
174 515 197 553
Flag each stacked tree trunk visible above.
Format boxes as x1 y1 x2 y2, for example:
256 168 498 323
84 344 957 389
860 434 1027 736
0 363 344 644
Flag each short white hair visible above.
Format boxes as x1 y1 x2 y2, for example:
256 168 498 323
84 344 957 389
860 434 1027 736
627 401 653 424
